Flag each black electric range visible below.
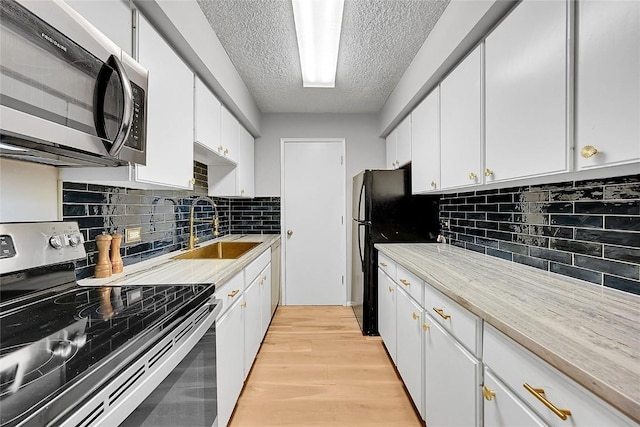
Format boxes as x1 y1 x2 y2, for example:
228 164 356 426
0 222 215 427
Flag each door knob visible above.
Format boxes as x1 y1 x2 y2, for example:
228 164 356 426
287 229 293 237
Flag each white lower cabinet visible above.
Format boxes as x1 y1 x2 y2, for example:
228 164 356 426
483 368 546 427
377 267 397 364
216 297 244 427
259 264 272 339
243 279 262 380
484 324 637 427
424 316 481 427
214 248 273 427
395 286 424 418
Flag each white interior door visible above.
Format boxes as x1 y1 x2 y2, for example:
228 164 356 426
282 139 346 305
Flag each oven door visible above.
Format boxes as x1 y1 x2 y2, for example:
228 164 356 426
120 306 219 427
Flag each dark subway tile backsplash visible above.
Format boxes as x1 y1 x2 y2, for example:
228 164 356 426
63 161 280 279
440 174 640 295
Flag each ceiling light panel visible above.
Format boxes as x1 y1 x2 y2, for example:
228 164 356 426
292 0 345 88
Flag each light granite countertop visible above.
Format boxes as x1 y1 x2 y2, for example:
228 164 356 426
375 243 640 423
79 234 280 287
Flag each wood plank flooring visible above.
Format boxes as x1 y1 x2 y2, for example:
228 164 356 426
229 306 423 427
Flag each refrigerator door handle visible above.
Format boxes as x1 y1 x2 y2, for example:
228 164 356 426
356 178 367 270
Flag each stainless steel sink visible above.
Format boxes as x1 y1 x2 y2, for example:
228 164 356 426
173 241 260 260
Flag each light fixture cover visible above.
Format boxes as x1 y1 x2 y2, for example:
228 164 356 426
292 0 345 88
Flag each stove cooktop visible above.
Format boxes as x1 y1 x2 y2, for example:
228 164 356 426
0 282 214 427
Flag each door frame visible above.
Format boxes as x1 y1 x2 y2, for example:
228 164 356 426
280 138 347 305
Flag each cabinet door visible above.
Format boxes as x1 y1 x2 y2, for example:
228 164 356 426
440 46 483 189
136 14 194 189
483 369 546 427
65 0 132 56
412 87 440 193
377 268 397 364
194 77 222 154
396 115 412 167
221 107 239 163
216 298 245 427
259 264 272 340
386 129 398 169
243 279 262 380
424 316 481 427
396 287 424 419
576 1 640 169
238 126 255 198
485 0 568 182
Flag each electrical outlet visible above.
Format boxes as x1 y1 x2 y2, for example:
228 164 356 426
442 220 451 230
126 227 142 243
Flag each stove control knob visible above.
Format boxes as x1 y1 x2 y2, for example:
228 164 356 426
49 235 64 250
68 233 83 247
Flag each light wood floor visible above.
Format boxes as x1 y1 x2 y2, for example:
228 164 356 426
229 306 423 427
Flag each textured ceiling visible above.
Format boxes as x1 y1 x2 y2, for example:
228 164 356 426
196 0 450 113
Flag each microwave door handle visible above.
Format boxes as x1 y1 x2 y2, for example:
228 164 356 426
94 55 134 157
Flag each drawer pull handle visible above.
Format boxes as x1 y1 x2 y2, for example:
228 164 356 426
523 383 572 420
422 323 430 331
228 289 240 298
412 312 419 320
482 386 496 401
433 307 451 320
380 262 387 267
388 287 394 292
399 279 410 287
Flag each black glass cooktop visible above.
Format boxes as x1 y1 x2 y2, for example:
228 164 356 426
0 272 215 427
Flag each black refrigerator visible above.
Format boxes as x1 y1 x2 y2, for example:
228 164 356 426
351 169 440 335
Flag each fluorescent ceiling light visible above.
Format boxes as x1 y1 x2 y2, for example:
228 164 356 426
292 0 345 88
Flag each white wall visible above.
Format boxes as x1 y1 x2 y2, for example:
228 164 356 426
0 159 59 222
255 113 385 302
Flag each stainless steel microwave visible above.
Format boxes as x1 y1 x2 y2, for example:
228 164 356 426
0 0 148 167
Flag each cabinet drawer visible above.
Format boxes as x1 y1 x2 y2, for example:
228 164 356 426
483 368 546 427
396 264 423 305
214 271 244 318
378 252 396 279
424 282 481 357
244 248 270 285
484 324 636 427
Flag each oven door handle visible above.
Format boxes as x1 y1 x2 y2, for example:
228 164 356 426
206 298 223 317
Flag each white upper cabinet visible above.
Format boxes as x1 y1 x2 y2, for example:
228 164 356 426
412 87 440 193
221 107 239 164
134 13 194 189
386 128 398 169
65 0 132 55
194 77 223 161
396 115 412 168
440 45 483 190
237 125 255 198
485 0 568 182
576 0 640 169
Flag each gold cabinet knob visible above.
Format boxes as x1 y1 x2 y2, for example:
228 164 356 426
241 301 247 308
485 169 494 177
412 312 420 320
388 286 394 292
422 323 430 332
468 172 477 181
581 145 598 158
287 229 293 237
224 148 229 155
430 181 437 188
189 178 196 185
218 145 224 152
483 386 496 401
241 189 245 195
